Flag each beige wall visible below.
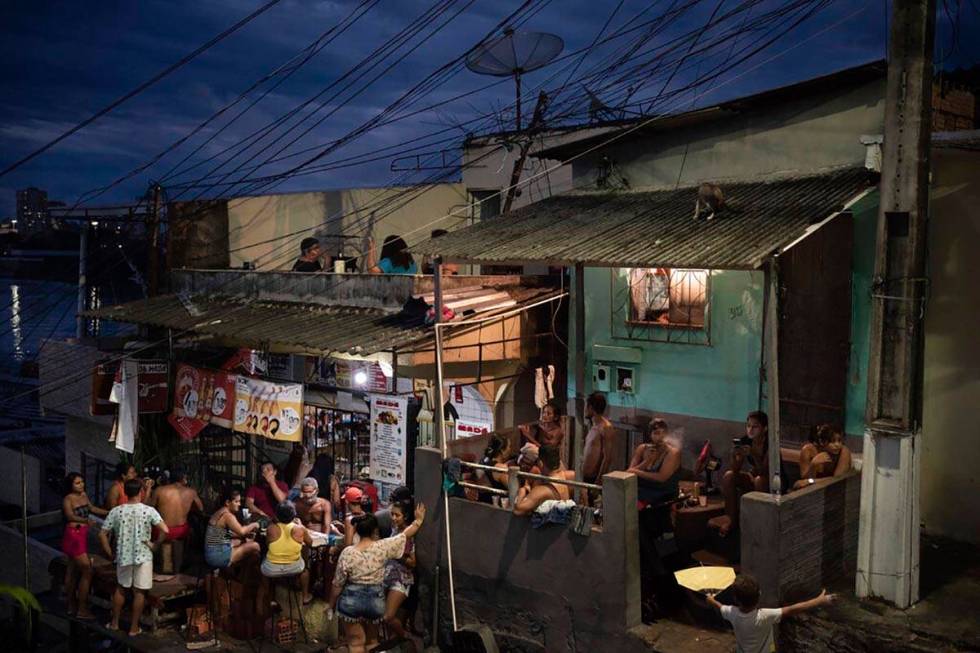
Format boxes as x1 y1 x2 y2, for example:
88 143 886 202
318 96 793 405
574 79 887 189
921 148 980 544
227 183 469 269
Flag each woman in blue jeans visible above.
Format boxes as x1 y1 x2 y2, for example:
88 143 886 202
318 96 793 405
204 488 260 570
328 504 426 653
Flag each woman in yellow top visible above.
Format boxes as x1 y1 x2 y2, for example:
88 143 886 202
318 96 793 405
259 501 314 607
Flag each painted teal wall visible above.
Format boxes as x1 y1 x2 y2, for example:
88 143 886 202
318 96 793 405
574 267 765 423
844 193 879 438
567 194 877 436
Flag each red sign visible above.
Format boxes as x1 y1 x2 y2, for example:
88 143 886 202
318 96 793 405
167 364 237 441
91 360 120 416
91 360 169 415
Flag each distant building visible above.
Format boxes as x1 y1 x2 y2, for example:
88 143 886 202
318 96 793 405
16 187 48 233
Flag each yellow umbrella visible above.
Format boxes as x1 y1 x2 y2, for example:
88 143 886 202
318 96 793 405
674 566 736 594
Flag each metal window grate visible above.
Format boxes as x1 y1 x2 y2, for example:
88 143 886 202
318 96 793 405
611 268 711 345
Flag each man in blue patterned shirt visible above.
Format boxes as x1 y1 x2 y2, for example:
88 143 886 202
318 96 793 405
100 478 168 636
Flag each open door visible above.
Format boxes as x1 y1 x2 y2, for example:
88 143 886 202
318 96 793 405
777 213 854 443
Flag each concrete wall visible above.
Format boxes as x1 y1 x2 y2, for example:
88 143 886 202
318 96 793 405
572 79 886 190
921 149 980 544
0 524 61 595
225 184 469 270
0 449 41 514
741 471 862 607
413 447 642 651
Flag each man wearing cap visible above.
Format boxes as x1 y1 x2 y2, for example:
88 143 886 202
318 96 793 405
343 486 366 546
292 237 324 272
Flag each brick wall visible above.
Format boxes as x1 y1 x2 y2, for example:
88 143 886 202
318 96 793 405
741 470 862 607
933 84 976 131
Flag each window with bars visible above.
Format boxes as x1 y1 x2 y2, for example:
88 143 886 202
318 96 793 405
612 268 711 344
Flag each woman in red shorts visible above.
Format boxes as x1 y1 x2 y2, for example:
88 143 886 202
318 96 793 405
62 473 108 619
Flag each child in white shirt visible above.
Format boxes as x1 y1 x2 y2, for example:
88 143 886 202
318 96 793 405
707 574 835 653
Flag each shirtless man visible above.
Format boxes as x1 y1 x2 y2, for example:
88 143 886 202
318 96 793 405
582 392 615 485
295 477 333 532
513 446 571 516
149 466 203 542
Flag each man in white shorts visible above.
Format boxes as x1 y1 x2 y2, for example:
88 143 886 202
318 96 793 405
100 477 168 636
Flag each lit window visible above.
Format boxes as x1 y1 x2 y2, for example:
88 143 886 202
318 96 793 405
627 268 708 329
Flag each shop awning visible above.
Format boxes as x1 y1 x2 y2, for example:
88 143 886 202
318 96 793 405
412 167 874 270
84 286 560 356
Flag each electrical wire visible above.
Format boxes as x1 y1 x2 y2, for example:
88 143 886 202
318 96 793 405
0 0 287 180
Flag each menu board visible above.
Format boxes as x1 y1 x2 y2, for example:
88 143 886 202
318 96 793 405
368 394 408 485
168 364 237 441
234 376 303 442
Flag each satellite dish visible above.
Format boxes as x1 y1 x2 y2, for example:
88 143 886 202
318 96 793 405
466 28 563 130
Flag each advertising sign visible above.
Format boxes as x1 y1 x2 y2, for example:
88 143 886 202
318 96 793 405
368 394 408 485
168 364 237 441
234 377 303 442
316 358 391 393
92 360 169 415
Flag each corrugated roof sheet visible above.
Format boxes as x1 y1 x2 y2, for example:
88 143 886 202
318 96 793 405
933 130 980 151
413 167 873 270
85 286 559 356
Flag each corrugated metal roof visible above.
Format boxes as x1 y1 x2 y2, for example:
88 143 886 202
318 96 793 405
413 167 873 270
933 130 980 151
84 286 560 356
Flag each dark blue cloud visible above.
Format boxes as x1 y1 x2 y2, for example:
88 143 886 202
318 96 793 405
0 0 974 215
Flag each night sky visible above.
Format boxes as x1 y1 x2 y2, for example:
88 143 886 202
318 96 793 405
1 0 977 216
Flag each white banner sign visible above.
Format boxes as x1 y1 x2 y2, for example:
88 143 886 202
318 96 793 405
233 377 304 442
368 394 409 486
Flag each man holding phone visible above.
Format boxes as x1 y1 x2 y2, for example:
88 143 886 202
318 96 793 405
716 410 769 537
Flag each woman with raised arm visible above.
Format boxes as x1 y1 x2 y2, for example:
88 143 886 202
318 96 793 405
328 503 427 653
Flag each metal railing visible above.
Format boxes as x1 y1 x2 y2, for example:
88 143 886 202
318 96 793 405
457 459 602 507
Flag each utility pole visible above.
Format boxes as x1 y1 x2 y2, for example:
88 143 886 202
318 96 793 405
856 0 936 609
501 91 549 215
147 183 162 296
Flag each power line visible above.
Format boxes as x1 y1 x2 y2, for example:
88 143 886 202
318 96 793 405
0 0 286 180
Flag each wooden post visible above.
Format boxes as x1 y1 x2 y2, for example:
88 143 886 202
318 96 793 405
857 0 935 608
572 263 587 481
764 260 782 495
433 257 447 455
502 92 549 215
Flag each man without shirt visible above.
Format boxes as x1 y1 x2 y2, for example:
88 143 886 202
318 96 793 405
149 465 203 542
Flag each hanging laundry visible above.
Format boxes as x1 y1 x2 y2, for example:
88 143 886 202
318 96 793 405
534 367 548 409
110 359 138 454
546 364 556 401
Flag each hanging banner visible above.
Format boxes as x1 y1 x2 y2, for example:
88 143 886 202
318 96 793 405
91 360 121 416
455 420 493 439
135 361 170 413
368 394 408 485
92 360 169 414
168 364 237 441
234 377 303 442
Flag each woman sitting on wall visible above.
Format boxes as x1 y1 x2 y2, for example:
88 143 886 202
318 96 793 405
793 424 852 490
519 401 565 449
328 506 426 653
627 417 682 506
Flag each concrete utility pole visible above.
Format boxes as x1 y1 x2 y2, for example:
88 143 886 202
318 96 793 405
856 0 936 609
147 183 162 296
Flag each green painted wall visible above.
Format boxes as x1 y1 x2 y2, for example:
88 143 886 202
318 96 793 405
573 266 765 423
844 193 878 438
568 193 878 436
